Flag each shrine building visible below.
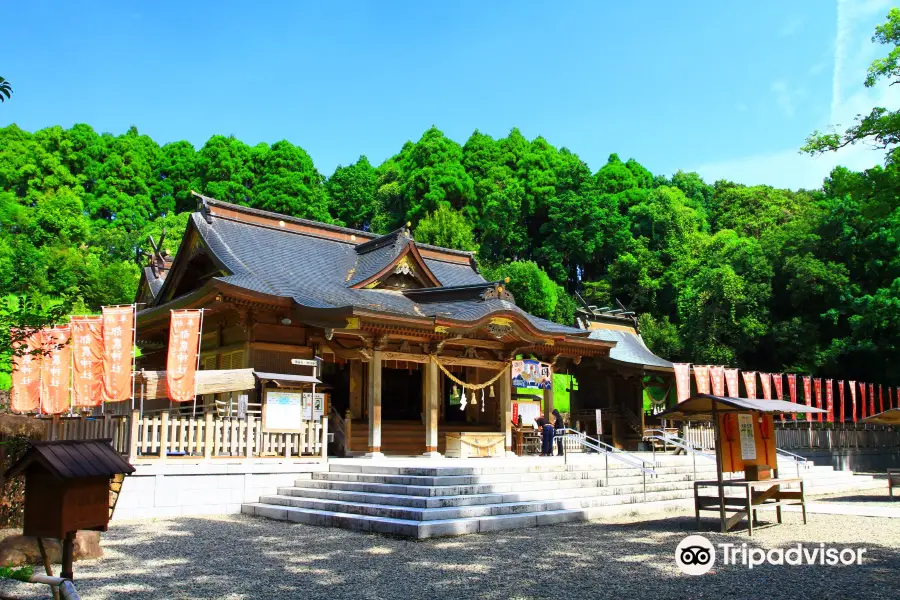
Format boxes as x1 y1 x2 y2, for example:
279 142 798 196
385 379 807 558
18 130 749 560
133 193 672 455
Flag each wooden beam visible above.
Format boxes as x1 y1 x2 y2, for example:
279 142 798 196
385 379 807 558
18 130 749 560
442 338 506 350
249 341 313 355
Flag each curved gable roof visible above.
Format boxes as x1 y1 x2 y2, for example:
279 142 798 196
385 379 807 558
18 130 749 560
142 196 590 339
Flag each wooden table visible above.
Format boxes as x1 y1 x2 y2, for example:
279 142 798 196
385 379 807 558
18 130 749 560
694 477 806 535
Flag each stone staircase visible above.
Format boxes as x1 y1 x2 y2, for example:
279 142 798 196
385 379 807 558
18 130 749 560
242 455 883 539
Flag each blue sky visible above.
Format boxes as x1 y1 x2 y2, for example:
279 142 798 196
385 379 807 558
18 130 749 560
2 1 896 189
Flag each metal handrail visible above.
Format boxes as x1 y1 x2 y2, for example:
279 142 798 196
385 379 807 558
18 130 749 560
557 428 656 502
558 429 656 472
643 429 715 461
775 447 811 478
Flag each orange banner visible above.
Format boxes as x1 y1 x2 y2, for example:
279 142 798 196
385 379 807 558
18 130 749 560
166 310 202 402
71 316 104 407
101 306 134 403
693 365 710 395
10 329 42 413
742 371 757 399
673 363 691 403
40 326 71 414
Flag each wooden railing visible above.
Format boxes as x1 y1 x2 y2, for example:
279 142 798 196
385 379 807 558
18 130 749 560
39 416 131 454
34 411 329 462
775 424 900 450
683 422 900 451
681 423 716 450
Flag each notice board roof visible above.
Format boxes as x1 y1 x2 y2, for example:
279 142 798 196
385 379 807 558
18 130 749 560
255 372 321 386
860 408 900 425
656 393 828 422
5 439 135 480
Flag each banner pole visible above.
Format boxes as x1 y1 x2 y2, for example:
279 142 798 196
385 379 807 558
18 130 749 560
131 304 138 412
192 309 205 417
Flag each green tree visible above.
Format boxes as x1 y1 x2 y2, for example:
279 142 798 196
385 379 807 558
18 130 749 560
254 140 331 221
0 77 11 103
413 204 477 251
327 156 378 230
803 8 900 163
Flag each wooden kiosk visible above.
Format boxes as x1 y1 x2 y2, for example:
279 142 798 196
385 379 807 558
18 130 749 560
658 393 826 535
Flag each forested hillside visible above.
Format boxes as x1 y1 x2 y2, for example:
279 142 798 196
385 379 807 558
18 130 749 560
4 9 900 387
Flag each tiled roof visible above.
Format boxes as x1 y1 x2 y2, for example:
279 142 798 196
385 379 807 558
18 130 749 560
587 327 673 370
6 440 135 479
161 205 589 338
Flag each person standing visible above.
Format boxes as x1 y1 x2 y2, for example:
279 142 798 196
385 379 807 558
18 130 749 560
552 409 565 456
535 416 554 456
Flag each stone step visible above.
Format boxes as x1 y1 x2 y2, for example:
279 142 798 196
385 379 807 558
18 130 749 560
314 466 718 487
279 478 701 508
259 487 696 521
301 476 611 497
242 497 695 539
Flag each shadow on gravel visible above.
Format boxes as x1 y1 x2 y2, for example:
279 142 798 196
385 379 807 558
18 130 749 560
0 512 897 600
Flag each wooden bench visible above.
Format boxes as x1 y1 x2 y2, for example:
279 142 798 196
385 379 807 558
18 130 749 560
695 477 806 535
889 469 900 498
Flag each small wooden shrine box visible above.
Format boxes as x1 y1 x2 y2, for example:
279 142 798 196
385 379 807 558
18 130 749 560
5 439 135 540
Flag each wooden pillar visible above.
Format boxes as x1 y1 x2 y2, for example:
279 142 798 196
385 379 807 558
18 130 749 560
543 385 554 419
349 359 363 418
500 378 513 454
367 350 383 456
424 358 440 457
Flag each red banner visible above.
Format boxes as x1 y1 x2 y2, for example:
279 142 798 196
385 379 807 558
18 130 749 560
709 366 725 396
40 326 71 414
878 384 884 414
742 371 757 399
693 365 710 395
860 383 867 419
10 330 42 413
868 383 875 416
166 310 203 403
101 306 134 403
759 373 772 400
893 387 897 410
772 374 785 421
725 368 741 397
826 379 834 423
850 380 857 422
814 379 823 422
803 376 812 421
71 316 103 407
838 380 845 422
788 374 797 421
673 363 691 403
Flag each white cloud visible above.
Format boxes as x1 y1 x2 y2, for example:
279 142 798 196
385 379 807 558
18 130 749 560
735 102 748 112
689 0 899 189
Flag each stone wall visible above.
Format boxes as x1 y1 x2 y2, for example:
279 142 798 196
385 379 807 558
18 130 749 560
112 461 327 521
793 448 900 473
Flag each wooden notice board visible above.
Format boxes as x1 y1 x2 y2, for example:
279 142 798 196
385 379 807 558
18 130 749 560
718 412 777 473
263 388 306 433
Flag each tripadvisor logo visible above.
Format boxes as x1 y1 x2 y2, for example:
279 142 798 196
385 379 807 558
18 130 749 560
675 535 867 575
675 535 716 575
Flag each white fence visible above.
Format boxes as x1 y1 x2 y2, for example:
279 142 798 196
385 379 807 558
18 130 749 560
37 411 328 462
681 422 900 451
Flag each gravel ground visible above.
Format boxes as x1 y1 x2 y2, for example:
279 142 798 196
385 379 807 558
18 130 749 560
811 486 898 508
1 507 897 600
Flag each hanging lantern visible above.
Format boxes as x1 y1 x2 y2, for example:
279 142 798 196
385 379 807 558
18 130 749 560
489 385 495 398
460 389 468 410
